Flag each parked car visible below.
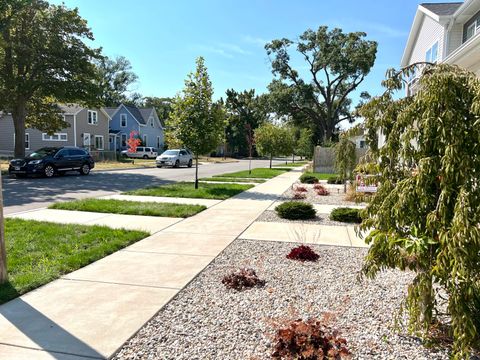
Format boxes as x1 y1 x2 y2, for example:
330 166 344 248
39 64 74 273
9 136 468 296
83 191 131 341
121 147 158 159
156 149 193 168
9 146 95 178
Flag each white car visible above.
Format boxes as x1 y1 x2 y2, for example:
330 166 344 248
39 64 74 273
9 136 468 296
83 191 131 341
156 149 193 168
122 147 158 159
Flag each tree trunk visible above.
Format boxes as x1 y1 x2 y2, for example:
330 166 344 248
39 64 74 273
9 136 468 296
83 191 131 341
0 171 7 284
194 154 199 189
12 100 27 158
292 154 295 163
269 154 272 169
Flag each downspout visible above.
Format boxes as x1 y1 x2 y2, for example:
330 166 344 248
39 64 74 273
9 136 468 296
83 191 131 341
444 18 455 60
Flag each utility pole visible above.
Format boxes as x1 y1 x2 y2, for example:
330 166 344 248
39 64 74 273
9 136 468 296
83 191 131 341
0 170 7 284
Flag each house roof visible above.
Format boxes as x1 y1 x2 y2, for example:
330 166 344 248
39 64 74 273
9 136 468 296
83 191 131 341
420 2 462 16
104 107 118 119
58 104 84 115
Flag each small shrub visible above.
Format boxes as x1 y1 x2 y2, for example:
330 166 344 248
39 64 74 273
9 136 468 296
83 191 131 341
314 184 330 196
295 185 308 192
271 319 351 359
276 201 316 220
286 245 319 262
222 268 265 291
299 173 319 184
292 191 307 200
330 207 362 223
327 176 344 185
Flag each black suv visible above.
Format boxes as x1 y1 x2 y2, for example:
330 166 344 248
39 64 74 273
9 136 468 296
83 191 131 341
9 147 95 178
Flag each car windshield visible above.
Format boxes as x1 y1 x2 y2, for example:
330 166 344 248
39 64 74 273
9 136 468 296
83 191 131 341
162 150 179 155
27 148 58 159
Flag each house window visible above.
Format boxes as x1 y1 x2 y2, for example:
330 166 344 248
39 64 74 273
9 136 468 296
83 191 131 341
120 114 127 127
425 41 438 63
42 133 68 141
25 133 30 150
464 18 480 43
121 134 127 147
143 134 148 146
359 140 366 149
150 117 154 127
94 135 104 150
88 110 98 125
156 136 161 149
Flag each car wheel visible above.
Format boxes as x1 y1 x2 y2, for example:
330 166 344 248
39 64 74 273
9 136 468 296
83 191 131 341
143 155 148 159
79 163 91 175
188 159 193 168
44 164 55 178
174 160 180 168
156 165 162 168
15 174 26 179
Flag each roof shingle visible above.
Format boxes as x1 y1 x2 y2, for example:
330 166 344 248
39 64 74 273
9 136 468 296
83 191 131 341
420 2 463 16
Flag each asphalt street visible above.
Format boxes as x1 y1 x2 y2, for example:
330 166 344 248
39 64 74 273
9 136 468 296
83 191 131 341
1 159 284 215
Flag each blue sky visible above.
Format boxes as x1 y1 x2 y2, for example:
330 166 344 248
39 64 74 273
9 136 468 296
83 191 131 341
53 0 423 105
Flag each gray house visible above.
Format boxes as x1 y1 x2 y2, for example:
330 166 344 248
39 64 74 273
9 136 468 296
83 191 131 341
105 104 165 152
0 104 110 156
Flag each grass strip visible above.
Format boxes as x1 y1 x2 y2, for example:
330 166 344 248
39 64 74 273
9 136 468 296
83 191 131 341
125 182 253 200
50 199 206 218
0 219 148 304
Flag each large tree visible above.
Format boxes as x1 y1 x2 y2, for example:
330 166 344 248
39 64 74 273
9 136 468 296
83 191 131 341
359 63 480 359
96 56 138 107
0 170 6 284
168 57 224 188
0 0 102 158
224 89 268 157
143 96 173 120
265 26 377 144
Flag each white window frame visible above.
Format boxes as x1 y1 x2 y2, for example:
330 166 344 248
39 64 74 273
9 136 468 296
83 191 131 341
94 135 104 150
143 134 147 146
150 117 154 127
25 133 30 150
88 110 98 125
42 133 68 142
156 136 161 148
121 133 127 147
120 114 127 127
465 20 480 42
425 41 439 63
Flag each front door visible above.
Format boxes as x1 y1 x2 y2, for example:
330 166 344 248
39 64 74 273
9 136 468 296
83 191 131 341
83 133 91 149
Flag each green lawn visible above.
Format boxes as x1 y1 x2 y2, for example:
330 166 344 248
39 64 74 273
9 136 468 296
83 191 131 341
306 172 338 180
125 182 253 200
49 199 206 218
0 219 148 304
200 177 265 183
275 161 308 168
216 167 290 179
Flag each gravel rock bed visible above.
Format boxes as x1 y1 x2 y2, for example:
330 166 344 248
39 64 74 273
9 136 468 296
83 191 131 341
256 209 349 226
114 239 450 360
282 182 366 207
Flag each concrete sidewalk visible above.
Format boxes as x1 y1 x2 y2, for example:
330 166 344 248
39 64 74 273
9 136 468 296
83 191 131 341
0 169 302 359
7 209 182 234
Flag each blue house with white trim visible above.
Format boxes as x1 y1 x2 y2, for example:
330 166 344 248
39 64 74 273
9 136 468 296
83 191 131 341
105 104 165 152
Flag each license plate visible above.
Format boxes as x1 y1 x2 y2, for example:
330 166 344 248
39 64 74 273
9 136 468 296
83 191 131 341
15 167 20 171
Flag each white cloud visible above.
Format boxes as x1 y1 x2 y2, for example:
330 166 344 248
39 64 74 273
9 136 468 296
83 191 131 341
241 35 269 47
193 43 252 58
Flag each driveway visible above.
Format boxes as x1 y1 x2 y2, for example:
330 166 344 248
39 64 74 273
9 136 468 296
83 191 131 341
2 159 284 215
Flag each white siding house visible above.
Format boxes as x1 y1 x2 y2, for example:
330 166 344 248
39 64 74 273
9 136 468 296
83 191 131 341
402 1 480 94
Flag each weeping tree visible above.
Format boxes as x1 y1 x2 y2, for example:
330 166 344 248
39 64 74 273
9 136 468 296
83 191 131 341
358 63 480 359
334 135 356 193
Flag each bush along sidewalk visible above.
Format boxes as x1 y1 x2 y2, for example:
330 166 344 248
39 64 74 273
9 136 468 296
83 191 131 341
275 201 316 220
330 207 362 223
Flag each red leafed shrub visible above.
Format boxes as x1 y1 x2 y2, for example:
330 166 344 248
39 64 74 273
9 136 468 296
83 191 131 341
222 268 265 291
295 185 308 193
272 319 351 359
293 191 307 200
314 184 330 196
286 245 319 262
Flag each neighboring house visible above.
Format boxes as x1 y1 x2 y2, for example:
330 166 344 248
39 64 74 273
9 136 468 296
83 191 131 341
402 1 480 95
350 134 368 149
105 104 165 152
0 104 110 156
